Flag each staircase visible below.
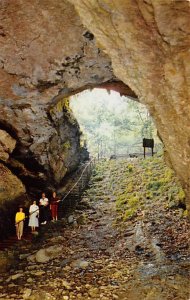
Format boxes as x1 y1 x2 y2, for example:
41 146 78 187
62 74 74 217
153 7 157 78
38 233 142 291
58 158 95 217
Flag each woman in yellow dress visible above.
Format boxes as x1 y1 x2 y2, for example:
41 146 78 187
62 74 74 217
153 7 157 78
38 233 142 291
15 207 25 240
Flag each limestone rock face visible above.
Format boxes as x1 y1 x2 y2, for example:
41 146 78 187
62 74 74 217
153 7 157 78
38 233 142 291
68 0 190 211
0 0 115 200
0 0 113 98
0 163 25 203
0 97 85 194
0 130 16 162
0 163 26 238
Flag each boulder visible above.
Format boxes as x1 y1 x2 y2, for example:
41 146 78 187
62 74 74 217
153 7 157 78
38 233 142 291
0 251 15 273
0 163 25 204
23 289 32 300
68 215 74 224
71 259 89 269
28 291 56 300
0 130 16 162
28 245 63 263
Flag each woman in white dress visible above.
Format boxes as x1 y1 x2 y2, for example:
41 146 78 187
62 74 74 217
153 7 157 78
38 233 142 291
28 201 39 232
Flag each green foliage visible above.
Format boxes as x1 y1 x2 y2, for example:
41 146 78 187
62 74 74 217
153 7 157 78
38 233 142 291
123 208 137 221
183 210 188 217
86 155 186 225
164 169 173 182
125 182 134 193
50 97 77 126
70 89 161 157
146 191 153 199
93 175 104 182
178 188 185 201
116 194 128 208
147 180 163 191
128 195 139 208
122 194 139 220
63 141 71 151
127 164 133 173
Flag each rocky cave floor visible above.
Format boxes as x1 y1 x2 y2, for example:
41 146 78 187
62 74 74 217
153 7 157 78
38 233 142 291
0 157 190 300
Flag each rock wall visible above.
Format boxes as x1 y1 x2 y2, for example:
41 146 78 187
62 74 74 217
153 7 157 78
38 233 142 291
0 129 25 238
0 162 26 238
0 97 87 194
0 0 114 236
0 0 113 96
68 0 190 212
0 0 117 206
0 130 25 200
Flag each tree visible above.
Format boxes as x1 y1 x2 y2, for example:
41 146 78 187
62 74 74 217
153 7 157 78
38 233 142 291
70 89 161 157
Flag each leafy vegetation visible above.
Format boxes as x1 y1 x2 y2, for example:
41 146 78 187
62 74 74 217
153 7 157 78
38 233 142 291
85 155 187 223
70 89 162 157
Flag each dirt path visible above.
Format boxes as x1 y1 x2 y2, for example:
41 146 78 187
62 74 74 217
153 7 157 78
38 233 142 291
0 158 190 300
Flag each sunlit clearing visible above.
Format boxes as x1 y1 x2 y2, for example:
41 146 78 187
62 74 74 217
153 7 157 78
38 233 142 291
70 89 162 158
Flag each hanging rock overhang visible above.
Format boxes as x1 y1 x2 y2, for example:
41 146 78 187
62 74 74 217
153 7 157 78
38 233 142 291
0 0 137 203
68 0 190 214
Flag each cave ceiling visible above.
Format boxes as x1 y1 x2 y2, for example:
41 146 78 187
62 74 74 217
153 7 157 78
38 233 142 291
0 0 135 106
0 0 136 202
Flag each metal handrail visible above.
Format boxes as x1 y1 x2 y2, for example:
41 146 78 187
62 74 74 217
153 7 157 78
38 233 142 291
60 158 95 203
15 158 95 226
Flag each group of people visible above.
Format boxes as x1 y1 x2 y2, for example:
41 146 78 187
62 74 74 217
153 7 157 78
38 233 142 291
15 191 61 240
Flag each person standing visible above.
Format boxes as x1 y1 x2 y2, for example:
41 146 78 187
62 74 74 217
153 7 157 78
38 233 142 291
39 193 49 224
15 207 25 240
50 191 60 221
28 200 39 232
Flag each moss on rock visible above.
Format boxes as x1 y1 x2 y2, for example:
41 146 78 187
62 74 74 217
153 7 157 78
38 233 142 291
87 155 187 224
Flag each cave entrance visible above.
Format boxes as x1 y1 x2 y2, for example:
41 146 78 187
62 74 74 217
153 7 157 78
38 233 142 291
70 88 162 159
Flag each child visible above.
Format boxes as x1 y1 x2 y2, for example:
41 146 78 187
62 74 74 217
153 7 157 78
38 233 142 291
15 206 25 240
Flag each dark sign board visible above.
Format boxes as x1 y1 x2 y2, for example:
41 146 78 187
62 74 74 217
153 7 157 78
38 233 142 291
143 138 154 158
143 138 154 148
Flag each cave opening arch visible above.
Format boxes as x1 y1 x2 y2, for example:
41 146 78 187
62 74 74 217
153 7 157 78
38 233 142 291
69 87 161 160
